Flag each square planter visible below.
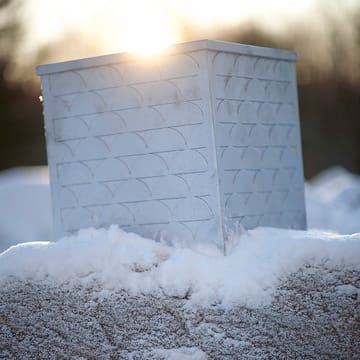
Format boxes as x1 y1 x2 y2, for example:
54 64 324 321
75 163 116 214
37 39 307 249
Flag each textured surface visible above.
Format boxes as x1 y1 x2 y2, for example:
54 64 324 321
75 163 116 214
40 51 222 245
38 40 306 245
212 52 306 231
1 265 359 359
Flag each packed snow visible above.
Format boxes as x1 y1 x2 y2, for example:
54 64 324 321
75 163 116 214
0 166 360 309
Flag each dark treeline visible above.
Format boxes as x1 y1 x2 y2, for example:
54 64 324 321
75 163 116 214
0 64 46 170
0 0 46 170
0 1 359 179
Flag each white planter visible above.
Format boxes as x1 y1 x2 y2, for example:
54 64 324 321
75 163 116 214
37 39 306 249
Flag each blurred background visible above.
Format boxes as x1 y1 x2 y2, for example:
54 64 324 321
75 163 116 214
0 0 359 178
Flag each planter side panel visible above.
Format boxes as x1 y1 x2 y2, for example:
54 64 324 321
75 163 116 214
40 52 222 245
211 52 307 231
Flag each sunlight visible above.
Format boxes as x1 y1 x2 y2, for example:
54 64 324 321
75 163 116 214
103 0 313 55
116 22 177 56
102 0 180 56
25 0 317 60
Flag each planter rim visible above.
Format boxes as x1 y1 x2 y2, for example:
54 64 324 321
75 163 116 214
36 39 297 76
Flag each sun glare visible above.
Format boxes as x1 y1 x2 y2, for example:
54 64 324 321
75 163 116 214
25 0 316 61
101 0 180 56
119 26 177 56
88 0 314 56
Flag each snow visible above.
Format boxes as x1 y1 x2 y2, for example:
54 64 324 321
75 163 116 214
2 265 359 359
0 167 52 252
0 166 359 309
335 284 360 301
306 166 360 234
0 224 359 309
152 347 207 359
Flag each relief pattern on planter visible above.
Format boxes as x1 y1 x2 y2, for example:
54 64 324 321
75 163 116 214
212 52 306 230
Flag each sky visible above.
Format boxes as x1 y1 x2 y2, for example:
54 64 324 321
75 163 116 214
23 0 317 57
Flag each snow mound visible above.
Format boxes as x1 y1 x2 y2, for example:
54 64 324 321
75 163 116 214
0 167 52 252
306 166 360 233
1 225 359 308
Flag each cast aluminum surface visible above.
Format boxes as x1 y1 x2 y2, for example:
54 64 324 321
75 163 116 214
37 39 307 248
